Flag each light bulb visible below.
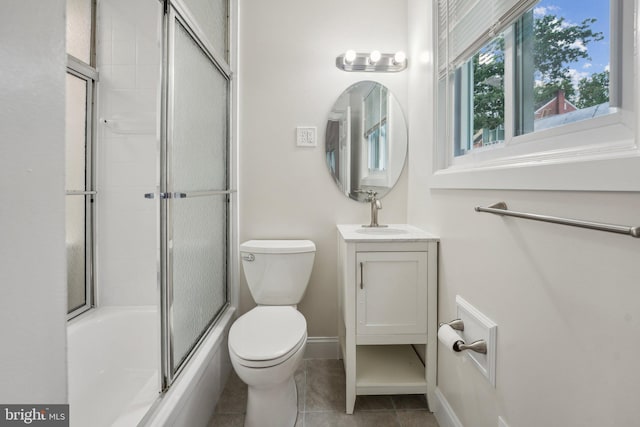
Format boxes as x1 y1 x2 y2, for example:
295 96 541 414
344 50 357 64
369 50 381 64
393 51 406 64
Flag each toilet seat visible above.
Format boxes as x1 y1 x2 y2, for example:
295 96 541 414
229 306 307 368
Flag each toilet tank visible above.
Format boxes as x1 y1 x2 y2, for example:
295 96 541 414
240 240 316 305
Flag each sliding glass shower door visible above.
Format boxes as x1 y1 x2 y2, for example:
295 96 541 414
161 3 231 386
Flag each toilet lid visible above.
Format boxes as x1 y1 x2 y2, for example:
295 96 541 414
240 240 316 254
229 306 307 366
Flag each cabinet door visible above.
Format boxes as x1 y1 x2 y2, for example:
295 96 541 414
356 251 428 336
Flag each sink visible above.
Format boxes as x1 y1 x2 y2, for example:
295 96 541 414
355 227 409 235
338 224 437 242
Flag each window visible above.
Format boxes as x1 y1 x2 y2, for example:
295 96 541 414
454 35 506 155
364 85 388 172
66 0 97 318
435 0 637 190
367 124 387 171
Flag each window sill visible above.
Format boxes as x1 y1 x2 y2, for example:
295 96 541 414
432 111 640 192
431 148 640 191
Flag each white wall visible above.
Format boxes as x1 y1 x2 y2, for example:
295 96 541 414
0 0 68 403
407 1 640 426
238 0 409 337
96 0 161 306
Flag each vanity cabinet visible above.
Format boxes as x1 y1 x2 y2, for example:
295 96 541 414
337 225 439 415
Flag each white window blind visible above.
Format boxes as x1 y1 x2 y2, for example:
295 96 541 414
437 0 538 77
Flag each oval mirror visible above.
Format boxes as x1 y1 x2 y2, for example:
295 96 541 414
325 81 407 202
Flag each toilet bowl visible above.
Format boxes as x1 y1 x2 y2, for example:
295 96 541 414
229 306 307 427
228 240 315 427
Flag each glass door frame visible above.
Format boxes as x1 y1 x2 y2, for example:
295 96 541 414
160 0 233 389
66 55 98 320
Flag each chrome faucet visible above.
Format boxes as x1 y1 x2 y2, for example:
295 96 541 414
360 190 387 228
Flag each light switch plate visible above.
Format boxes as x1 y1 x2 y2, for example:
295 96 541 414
456 295 498 386
296 127 317 147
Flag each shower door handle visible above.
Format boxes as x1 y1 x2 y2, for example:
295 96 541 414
66 190 97 196
143 192 190 199
145 190 237 199
171 190 236 198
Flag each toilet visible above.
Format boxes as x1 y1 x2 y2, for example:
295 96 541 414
228 239 316 427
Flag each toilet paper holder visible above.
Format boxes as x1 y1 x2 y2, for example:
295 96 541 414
439 319 488 354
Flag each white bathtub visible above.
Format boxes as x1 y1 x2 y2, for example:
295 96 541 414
68 305 235 427
67 306 160 427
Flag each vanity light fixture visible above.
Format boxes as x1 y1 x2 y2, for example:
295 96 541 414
336 50 407 72
368 50 382 64
344 49 357 65
393 51 406 65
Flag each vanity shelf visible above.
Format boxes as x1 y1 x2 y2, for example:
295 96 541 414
337 224 439 414
356 345 427 395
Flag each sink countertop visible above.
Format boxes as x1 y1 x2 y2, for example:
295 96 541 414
337 224 439 242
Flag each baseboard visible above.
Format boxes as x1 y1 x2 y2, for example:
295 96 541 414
434 387 464 427
304 336 340 359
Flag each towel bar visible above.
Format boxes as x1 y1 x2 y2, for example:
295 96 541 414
475 202 640 238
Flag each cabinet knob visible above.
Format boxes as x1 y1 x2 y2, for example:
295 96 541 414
359 262 364 289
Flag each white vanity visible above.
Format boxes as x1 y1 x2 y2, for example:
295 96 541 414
336 224 439 414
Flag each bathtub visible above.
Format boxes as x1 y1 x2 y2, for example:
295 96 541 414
68 305 235 427
67 306 160 427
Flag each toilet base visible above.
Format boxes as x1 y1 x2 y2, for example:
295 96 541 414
245 377 298 427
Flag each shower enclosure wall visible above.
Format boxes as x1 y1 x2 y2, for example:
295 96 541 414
66 0 236 425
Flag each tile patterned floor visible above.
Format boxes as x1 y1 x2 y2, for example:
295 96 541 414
209 359 439 427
